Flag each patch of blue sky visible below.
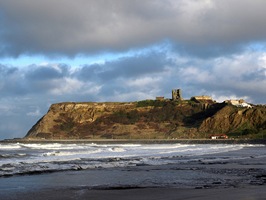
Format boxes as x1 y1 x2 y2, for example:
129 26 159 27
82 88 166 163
0 54 104 68
246 41 266 52
0 41 172 68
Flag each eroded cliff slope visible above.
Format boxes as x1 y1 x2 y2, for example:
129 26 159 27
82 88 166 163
25 101 266 139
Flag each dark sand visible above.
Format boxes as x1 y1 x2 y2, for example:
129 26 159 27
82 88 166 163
2 186 266 200
1 146 266 200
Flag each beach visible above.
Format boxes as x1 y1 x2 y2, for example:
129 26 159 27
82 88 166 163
2 186 266 200
0 142 265 199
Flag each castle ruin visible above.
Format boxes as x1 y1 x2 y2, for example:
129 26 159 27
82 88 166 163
172 89 182 101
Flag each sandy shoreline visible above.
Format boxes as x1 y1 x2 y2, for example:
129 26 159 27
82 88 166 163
2 186 266 200
1 146 266 200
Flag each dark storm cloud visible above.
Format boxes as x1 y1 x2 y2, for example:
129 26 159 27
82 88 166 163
78 52 171 82
0 65 29 96
1 0 266 57
1 0 266 140
0 50 266 139
0 64 73 97
1 51 265 103
0 65 18 75
242 68 266 81
25 64 69 80
73 51 174 100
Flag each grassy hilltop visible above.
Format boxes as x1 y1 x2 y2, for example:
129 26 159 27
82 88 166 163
25 99 266 140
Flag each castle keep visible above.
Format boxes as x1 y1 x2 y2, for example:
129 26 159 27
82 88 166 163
172 89 182 101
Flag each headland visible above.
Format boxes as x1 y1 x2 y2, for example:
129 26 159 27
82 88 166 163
25 89 266 140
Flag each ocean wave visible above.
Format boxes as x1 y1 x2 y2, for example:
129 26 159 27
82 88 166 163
0 143 22 150
0 153 27 159
19 143 67 150
0 143 265 177
109 147 125 152
42 149 103 157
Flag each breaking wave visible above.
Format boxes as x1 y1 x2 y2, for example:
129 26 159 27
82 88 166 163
0 142 264 177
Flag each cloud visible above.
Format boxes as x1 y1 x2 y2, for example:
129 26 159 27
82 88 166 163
0 48 265 139
1 0 266 140
1 49 265 104
176 51 266 102
26 107 41 117
25 64 69 81
1 0 266 58
77 51 171 82
126 77 161 88
0 65 28 96
48 78 85 96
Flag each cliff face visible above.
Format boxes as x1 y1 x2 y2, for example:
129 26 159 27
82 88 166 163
26 101 266 139
26 102 136 139
199 105 266 137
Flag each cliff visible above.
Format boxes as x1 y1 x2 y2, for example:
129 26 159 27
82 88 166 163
25 100 266 139
199 105 266 137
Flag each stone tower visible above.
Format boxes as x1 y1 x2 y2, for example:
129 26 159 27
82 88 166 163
172 89 182 101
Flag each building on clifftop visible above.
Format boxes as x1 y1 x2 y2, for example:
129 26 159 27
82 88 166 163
172 89 182 101
156 96 165 101
224 99 252 108
190 96 214 104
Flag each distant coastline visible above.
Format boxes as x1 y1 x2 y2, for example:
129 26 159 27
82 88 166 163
25 99 266 140
2 138 266 144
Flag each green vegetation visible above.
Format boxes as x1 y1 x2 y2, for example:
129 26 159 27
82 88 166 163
111 110 140 124
52 113 78 139
72 101 213 139
229 125 265 139
136 100 168 107
27 100 266 140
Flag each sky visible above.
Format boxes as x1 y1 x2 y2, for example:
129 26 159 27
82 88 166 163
0 0 266 139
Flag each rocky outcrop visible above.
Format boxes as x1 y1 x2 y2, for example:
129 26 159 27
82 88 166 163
26 102 136 139
25 101 266 139
199 105 266 137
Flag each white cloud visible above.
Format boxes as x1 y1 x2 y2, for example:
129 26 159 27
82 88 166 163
211 94 251 103
126 77 161 87
49 78 84 95
108 91 154 102
259 53 266 71
180 67 213 83
26 108 41 117
82 84 102 95
0 104 15 116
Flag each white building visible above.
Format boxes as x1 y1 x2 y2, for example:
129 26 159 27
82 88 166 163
225 99 252 108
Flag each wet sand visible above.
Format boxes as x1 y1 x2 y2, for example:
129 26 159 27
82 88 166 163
1 146 266 200
2 186 266 200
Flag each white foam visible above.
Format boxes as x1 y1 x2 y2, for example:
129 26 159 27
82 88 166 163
0 144 21 150
0 143 264 176
19 143 65 149
42 149 102 157
109 147 125 152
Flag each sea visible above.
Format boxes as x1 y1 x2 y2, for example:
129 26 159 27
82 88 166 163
0 142 265 177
